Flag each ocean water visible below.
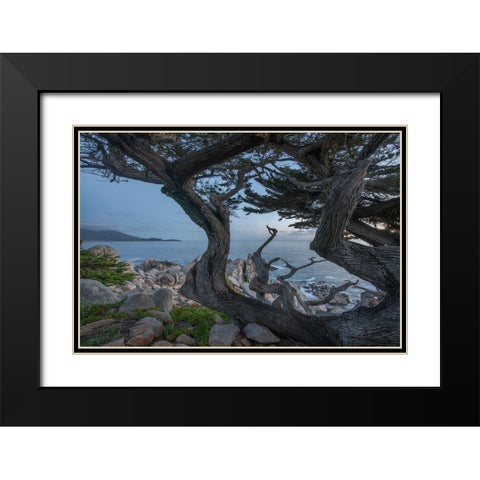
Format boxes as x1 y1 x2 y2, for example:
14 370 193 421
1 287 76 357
81 238 374 297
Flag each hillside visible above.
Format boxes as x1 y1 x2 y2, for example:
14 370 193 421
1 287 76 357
80 228 180 242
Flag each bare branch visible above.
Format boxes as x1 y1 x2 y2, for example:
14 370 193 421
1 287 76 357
254 225 278 260
247 230 325 316
277 257 325 281
247 226 279 300
267 257 281 267
307 280 358 306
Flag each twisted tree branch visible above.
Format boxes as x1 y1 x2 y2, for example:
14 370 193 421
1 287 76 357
307 280 358 306
277 257 325 281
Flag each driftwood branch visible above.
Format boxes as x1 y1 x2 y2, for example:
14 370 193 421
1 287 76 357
267 257 281 267
247 228 329 315
277 257 325 281
248 225 278 291
307 280 358 306
255 225 278 257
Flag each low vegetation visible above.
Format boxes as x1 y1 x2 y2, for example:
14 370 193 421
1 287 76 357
82 326 123 347
80 301 231 347
80 300 128 326
166 306 229 346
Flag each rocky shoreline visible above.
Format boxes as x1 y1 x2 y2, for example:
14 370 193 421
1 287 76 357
80 245 381 348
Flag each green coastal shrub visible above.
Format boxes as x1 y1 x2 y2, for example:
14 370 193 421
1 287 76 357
80 250 135 286
165 306 230 346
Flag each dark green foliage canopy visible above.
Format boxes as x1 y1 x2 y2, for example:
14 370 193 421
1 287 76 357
81 131 400 244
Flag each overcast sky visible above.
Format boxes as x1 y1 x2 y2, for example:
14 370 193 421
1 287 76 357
80 171 313 241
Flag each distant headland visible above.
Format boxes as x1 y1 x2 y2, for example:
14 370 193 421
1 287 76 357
80 228 181 242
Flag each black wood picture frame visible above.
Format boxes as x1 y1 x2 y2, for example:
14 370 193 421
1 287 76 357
0 53 478 426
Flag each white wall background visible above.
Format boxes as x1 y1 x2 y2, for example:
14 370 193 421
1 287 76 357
1 2 479 480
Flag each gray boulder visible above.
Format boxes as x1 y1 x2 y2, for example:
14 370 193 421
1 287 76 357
208 324 240 346
244 323 280 344
226 258 246 285
136 317 164 337
145 310 173 324
359 291 383 308
312 304 328 314
124 261 135 273
158 274 176 287
80 279 117 305
118 293 155 312
120 287 151 297
327 306 344 314
80 318 118 336
176 334 197 346
245 253 258 282
240 282 257 299
121 281 136 291
87 244 120 258
329 292 351 305
128 323 151 338
126 329 154 346
153 340 173 347
137 258 176 272
102 337 125 347
232 336 252 347
152 288 174 312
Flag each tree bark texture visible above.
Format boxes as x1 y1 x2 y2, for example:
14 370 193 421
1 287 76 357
310 134 401 345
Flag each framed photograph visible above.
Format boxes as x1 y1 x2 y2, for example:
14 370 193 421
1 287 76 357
75 125 406 354
1 54 478 425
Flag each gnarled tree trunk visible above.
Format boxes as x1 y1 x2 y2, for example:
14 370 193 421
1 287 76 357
171 182 335 346
310 133 401 345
